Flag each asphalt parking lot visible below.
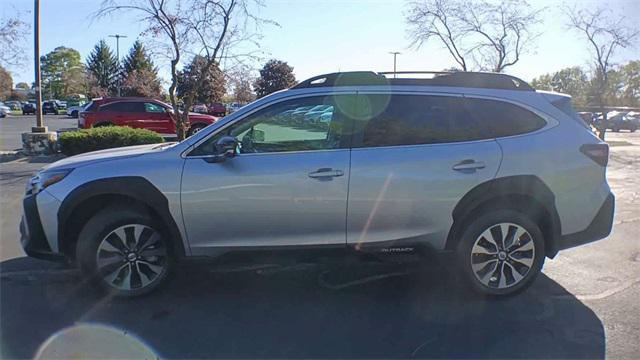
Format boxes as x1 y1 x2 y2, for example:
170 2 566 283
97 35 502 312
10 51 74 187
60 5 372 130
0 131 639 358
0 114 77 151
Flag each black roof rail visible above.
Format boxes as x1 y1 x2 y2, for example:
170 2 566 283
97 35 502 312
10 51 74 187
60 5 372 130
291 71 533 91
291 71 387 89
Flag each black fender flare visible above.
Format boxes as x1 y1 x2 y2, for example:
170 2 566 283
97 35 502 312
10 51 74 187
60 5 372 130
58 176 186 257
447 175 562 257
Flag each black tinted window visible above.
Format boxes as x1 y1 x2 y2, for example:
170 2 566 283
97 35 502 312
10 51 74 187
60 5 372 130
465 98 546 137
357 95 487 147
100 102 143 112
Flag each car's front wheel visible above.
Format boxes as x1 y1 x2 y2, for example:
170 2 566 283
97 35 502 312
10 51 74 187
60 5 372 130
77 206 172 297
457 209 545 297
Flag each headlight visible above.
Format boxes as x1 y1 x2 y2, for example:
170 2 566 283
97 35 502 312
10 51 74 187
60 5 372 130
26 169 73 195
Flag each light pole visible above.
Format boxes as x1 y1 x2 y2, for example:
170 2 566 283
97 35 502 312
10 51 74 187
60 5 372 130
109 34 127 97
32 0 45 132
389 51 401 78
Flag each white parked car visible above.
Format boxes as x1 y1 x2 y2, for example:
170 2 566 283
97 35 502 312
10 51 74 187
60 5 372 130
0 102 10 118
66 104 87 118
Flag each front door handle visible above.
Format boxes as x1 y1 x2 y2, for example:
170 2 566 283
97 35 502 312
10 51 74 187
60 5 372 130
452 160 486 172
308 168 344 179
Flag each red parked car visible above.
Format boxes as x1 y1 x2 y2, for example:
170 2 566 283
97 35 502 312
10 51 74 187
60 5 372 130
79 97 218 137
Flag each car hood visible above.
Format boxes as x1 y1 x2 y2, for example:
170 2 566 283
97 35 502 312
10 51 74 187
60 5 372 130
42 143 171 171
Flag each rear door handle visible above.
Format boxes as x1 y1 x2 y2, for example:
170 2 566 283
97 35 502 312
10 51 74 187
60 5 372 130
452 160 486 171
308 168 344 179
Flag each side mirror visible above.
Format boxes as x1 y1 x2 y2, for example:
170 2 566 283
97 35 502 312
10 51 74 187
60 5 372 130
207 136 238 163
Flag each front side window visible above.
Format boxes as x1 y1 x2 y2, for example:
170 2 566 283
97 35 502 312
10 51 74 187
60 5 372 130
190 95 354 156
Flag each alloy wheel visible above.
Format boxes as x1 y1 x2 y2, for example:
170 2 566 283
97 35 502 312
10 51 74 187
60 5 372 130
470 222 535 289
96 224 168 291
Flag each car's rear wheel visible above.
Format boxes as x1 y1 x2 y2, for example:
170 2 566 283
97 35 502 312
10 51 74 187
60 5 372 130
187 123 207 137
457 209 545 297
77 206 171 297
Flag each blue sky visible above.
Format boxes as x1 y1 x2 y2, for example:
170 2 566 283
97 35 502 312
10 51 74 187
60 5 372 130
2 0 639 87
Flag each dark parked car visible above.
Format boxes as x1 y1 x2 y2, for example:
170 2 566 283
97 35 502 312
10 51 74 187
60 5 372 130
22 103 36 115
207 102 227 117
42 101 59 115
604 111 637 132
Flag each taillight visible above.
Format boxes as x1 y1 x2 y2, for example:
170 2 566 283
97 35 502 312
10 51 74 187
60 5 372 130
580 144 609 167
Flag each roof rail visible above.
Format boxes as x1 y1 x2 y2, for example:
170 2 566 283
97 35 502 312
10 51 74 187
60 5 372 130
292 71 533 91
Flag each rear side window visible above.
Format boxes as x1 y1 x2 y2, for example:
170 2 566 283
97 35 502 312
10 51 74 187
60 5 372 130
100 102 143 112
356 95 488 147
465 98 547 138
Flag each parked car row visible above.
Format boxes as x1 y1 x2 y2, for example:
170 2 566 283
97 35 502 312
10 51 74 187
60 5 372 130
579 110 640 132
190 102 228 117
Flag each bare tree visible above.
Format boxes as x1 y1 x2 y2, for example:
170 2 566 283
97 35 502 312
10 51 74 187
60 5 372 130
97 0 269 140
0 15 28 68
406 0 543 73
566 6 638 140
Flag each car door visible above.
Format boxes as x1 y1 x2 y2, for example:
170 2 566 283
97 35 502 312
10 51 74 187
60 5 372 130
142 102 175 135
96 101 129 126
346 93 502 250
180 94 356 254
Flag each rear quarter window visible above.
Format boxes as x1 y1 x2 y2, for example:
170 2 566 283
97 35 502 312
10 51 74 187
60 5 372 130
465 98 547 138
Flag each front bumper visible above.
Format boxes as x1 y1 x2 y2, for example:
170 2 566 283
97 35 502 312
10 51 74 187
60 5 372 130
20 195 65 261
556 193 615 251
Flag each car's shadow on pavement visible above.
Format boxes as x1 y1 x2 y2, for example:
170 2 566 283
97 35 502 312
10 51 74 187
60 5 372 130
1 257 604 359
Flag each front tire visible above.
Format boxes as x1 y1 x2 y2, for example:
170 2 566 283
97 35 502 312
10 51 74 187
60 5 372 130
76 206 172 297
456 209 545 297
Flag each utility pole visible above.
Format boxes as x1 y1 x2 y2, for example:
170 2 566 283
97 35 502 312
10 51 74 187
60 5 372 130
109 34 127 97
22 0 55 155
32 0 45 132
389 52 401 78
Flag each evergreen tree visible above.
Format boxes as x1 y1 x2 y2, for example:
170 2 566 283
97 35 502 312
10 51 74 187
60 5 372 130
121 41 162 97
254 59 296 98
122 41 156 76
176 55 226 104
85 40 119 95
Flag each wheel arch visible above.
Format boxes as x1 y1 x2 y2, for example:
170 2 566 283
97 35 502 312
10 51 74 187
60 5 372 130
58 177 186 260
446 175 562 258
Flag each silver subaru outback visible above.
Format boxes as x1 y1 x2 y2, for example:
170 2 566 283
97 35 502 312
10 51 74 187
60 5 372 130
20 71 614 297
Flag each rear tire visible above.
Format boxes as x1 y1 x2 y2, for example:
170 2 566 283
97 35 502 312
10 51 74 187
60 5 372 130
76 206 172 297
187 124 207 137
456 209 545 297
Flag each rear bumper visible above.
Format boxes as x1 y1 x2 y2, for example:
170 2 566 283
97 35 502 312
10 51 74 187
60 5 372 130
20 195 65 261
556 193 615 251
